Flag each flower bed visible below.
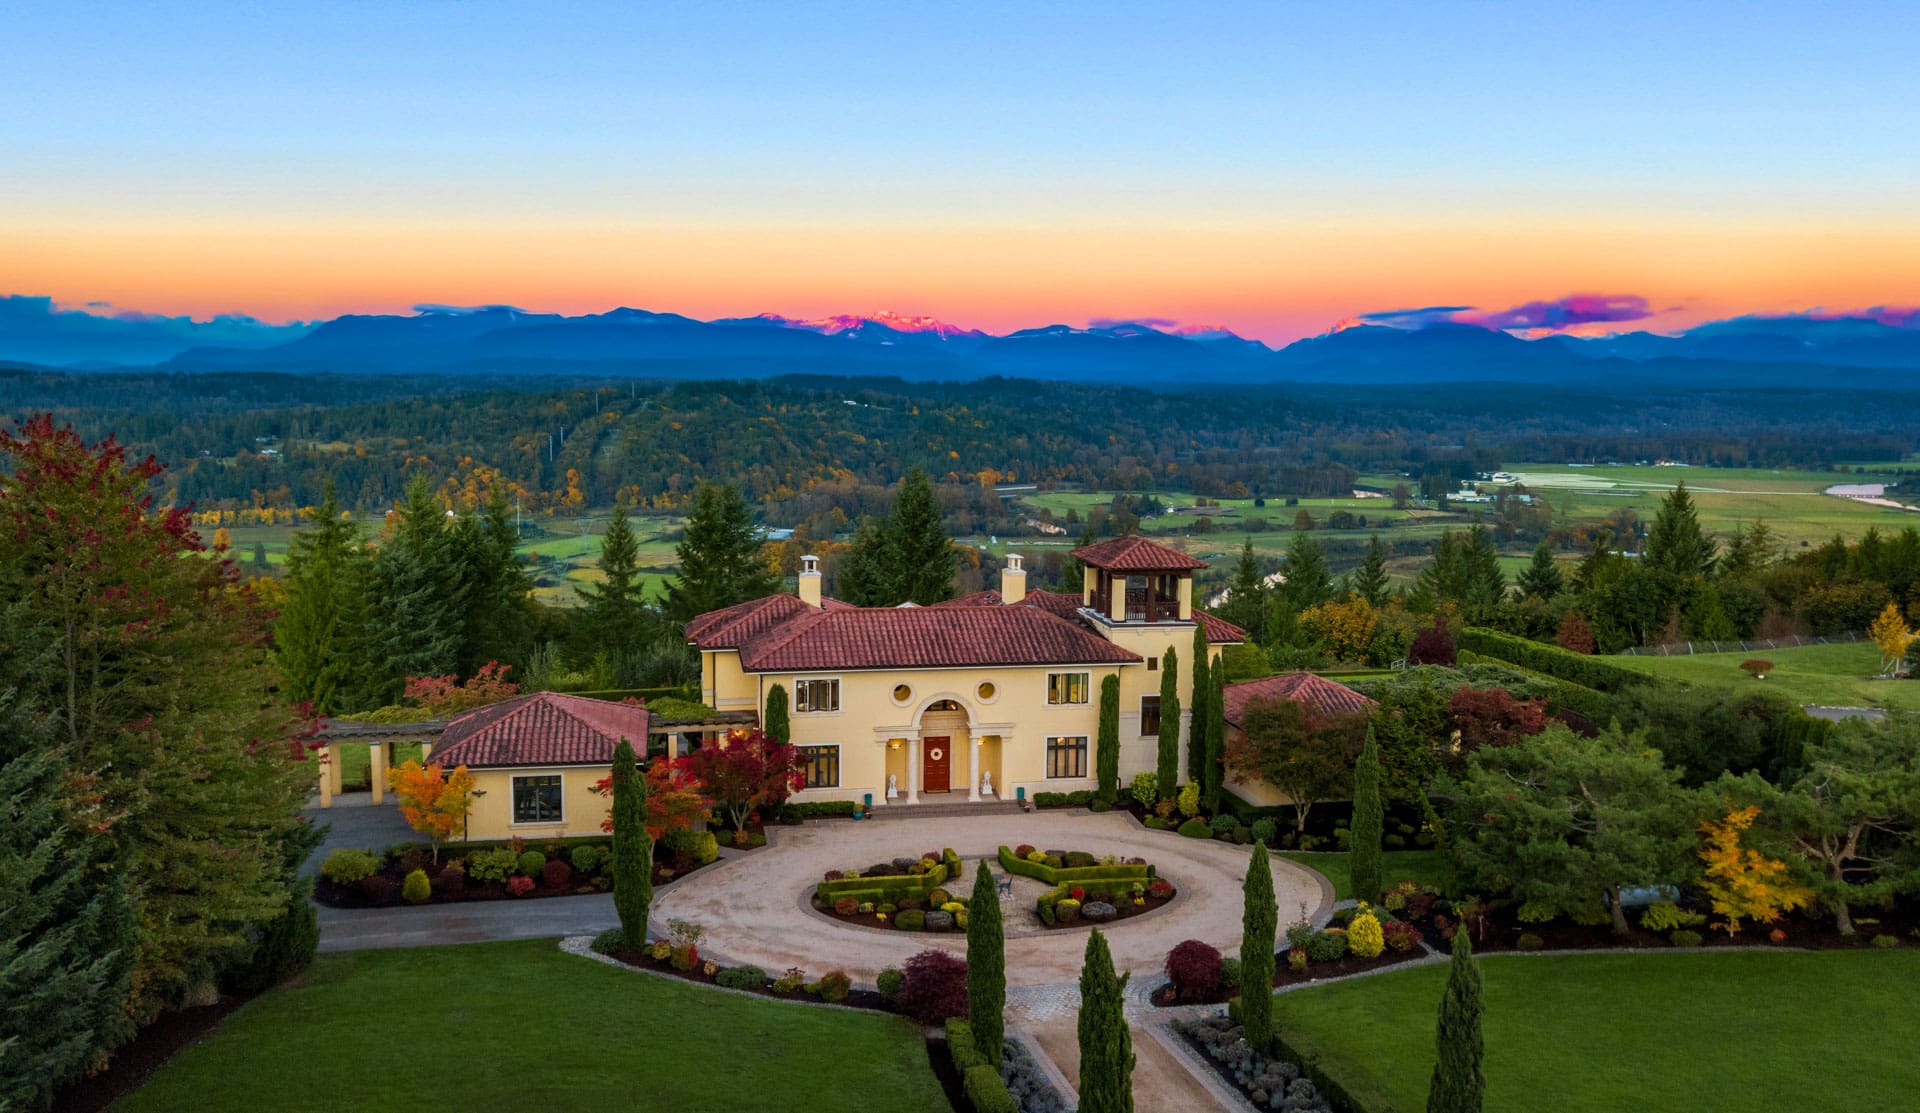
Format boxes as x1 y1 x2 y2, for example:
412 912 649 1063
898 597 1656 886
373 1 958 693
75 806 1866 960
315 831 715 908
589 927 896 1012
997 844 1175 929
1176 1014 1340 1113
812 849 971 931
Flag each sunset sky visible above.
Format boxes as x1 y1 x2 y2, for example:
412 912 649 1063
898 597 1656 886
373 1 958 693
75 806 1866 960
5 1 1917 343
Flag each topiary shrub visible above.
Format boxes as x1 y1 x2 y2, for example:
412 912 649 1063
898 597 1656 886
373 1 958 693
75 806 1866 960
1250 818 1277 845
715 965 766 990
833 896 859 916
928 888 951 905
876 967 905 1003
896 909 927 931
517 850 546 877
963 1064 1018 1113
1055 899 1081 924
1166 939 1224 1001
1145 816 1169 830
1148 879 1174 900
946 1017 984 1070
1219 956 1243 991
1177 818 1212 839
570 845 604 874
1209 815 1237 836
898 948 969 1024
1304 930 1348 962
810 970 852 1003
542 859 572 889
590 928 627 956
1670 930 1704 948
1873 933 1902 949
320 848 379 885
401 868 432 905
1347 908 1385 958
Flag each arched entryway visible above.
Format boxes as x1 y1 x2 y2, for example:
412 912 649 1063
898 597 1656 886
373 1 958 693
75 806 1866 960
917 699 969 795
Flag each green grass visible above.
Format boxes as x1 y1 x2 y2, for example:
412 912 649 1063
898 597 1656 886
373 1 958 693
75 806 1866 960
1275 850 1451 902
1609 640 1920 712
1273 949 1920 1113
113 939 946 1113
328 740 425 788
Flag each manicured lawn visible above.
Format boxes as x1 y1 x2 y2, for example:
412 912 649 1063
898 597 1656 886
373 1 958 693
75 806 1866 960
1274 950 1920 1113
328 740 424 788
113 940 948 1113
1276 850 1451 902
1610 641 1920 712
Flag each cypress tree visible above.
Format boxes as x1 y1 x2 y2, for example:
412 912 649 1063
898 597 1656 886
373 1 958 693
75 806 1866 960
667 481 780 624
1240 840 1278 1054
1202 666 1226 814
1427 928 1485 1113
1155 645 1180 804
1352 534 1391 608
610 739 653 949
1096 673 1121 803
764 682 791 745
1349 723 1385 907
1188 624 1211 785
966 863 1005 1068
885 467 956 605
1076 929 1134 1113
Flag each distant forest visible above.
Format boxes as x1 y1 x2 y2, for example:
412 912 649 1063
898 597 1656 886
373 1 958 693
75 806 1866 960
3 367 1916 530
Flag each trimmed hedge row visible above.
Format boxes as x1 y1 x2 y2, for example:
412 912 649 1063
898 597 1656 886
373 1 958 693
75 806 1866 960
1031 789 1097 808
1455 649 1618 723
1456 627 1660 694
780 800 859 819
996 845 1153 886
947 1019 1017 1113
815 848 964 904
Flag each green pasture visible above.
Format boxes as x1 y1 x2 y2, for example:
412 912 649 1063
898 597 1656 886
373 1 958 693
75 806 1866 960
1609 640 1920 712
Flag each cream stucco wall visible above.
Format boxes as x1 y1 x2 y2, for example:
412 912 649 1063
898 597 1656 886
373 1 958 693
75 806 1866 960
459 764 614 842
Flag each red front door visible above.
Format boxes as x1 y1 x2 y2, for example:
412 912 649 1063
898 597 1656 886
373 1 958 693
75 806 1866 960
923 736 952 793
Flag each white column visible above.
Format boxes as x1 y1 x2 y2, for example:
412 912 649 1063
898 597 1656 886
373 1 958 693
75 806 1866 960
907 734 921 804
367 741 384 804
967 735 983 802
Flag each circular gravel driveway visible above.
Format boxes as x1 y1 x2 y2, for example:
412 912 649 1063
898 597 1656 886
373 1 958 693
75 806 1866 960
650 810 1330 986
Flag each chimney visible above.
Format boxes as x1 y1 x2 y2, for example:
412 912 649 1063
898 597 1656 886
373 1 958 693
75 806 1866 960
1001 553 1027 605
798 554 822 607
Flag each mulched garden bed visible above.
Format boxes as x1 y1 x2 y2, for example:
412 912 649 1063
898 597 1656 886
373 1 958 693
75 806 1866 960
1147 942 1428 1006
1036 882 1177 930
595 941 897 1014
1401 891 1920 954
51 993 257 1113
316 844 710 908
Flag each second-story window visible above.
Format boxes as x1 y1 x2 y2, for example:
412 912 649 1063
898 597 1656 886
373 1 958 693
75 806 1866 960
795 677 840 713
1047 672 1090 705
1140 695 1161 735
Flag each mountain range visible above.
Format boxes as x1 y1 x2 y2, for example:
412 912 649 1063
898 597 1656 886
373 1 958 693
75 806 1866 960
6 297 1919 388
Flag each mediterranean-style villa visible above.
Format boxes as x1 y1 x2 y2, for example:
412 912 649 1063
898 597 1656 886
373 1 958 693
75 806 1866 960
683 536 1246 809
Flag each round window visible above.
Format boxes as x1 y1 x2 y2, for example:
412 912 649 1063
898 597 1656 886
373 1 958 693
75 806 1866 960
893 683 912 703
977 681 997 701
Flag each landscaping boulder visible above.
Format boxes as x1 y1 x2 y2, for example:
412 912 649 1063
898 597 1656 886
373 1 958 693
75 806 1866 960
1081 901 1118 923
925 910 955 931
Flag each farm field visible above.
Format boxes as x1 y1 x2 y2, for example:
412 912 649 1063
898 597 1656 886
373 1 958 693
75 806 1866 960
1608 640 1920 713
112 940 947 1113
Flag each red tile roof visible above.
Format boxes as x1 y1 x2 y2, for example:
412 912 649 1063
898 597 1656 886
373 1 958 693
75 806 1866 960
682 594 819 648
738 606 1141 672
931 590 1003 608
1196 611 1248 645
1071 535 1208 571
1020 589 1084 618
432 692 651 769
1222 672 1375 728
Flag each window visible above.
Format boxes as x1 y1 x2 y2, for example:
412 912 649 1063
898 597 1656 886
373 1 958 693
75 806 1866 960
976 681 997 701
1046 672 1090 705
795 677 840 712
511 774 563 824
800 745 841 789
892 683 912 703
1147 656 1159 671
1046 736 1089 779
1140 695 1161 736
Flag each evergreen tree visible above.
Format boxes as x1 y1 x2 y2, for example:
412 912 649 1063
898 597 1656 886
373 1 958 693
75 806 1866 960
1349 723 1385 906
1718 520 1777 581
275 480 365 713
835 516 890 605
1096 673 1121 803
1203 666 1227 813
1645 482 1716 579
1188 625 1211 785
966 864 1006 1068
1516 540 1564 600
1156 645 1181 804
1426 928 1485 1113
1240 840 1277 1054
453 484 534 674
367 474 465 701
1281 532 1333 611
610 738 653 949
1223 539 1269 641
1076 929 1135 1113
763 682 791 745
667 481 779 625
579 497 647 659
885 467 956 605
1352 535 1391 608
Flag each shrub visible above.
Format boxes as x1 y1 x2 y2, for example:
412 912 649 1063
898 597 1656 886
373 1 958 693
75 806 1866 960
360 875 393 903
1208 814 1237 836
401 868 432 904
1305 930 1348 962
1177 781 1200 818
1144 816 1168 830
570 845 605 874
1219 956 1244 991
811 969 852 1003
505 875 535 897
320 848 379 885
1177 818 1212 838
542 859 573 889
1014 844 1036 858
670 944 698 971
230 878 320 993
1131 771 1159 809
1670 930 1705 948
1873 933 1902 949
947 1018 985 1070
1382 920 1421 952
716 965 766 990
1287 948 1308 973
1741 658 1774 678
1165 939 1224 1001
899 949 969 1024
963 1063 1018 1113
772 966 806 993
1516 933 1545 951
517 849 547 877
1148 879 1174 900
1640 901 1704 932
876 967 906 1003
1348 909 1385 959
466 847 518 882
1250 818 1277 845
1064 851 1097 868
928 888 951 905
833 897 859 916
1055 899 1081 923
896 909 927 931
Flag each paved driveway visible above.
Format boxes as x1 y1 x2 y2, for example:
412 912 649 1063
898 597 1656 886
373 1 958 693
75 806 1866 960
649 811 1329 986
318 892 620 952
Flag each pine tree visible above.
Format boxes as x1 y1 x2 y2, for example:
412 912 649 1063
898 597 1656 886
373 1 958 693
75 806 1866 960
275 479 365 713
1203 666 1227 813
1719 520 1777 581
1427 928 1485 1113
610 738 653 949
1076 929 1135 1113
1645 482 1716 579
1282 532 1332 610
1156 645 1181 804
455 484 534 674
835 516 890 605
368 474 465 701
1349 723 1385 906
1096 674 1121 803
1224 539 1269 642
764 682 791 745
579 497 646 658
1352 535 1391 608
967 864 1006 1068
1240 840 1277 1054
667 481 779 625
885 467 956 605
1516 540 1564 600
1188 625 1211 785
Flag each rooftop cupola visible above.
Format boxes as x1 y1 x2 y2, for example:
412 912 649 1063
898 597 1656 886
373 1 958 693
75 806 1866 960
798 554 822 607
1070 535 1206 624
1001 553 1027 604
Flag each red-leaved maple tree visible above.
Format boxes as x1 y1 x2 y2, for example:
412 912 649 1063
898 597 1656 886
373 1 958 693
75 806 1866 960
683 729 805 833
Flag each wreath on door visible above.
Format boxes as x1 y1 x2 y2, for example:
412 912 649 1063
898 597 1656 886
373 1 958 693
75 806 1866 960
928 747 944 761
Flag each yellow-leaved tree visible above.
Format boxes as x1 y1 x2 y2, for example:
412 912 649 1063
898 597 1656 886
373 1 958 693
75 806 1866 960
390 761 477 862
1869 601 1915 678
1698 804 1811 935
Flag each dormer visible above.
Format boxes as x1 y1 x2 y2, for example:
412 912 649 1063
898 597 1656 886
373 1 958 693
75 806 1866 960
1071 536 1207 624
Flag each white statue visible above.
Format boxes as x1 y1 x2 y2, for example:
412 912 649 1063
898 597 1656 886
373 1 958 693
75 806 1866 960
886 773 899 799
980 770 995 797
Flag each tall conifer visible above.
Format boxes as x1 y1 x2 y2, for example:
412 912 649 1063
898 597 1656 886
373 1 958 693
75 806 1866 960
667 481 779 624
1155 645 1181 804
1096 674 1121 803
611 738 652 949
1188 624 1211 785
1427 928 1486 1113
966 864 1006 1068
885 466 956 605
1349 723 1385 906
1240 841 1277 1054
1077 929 1134 1113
